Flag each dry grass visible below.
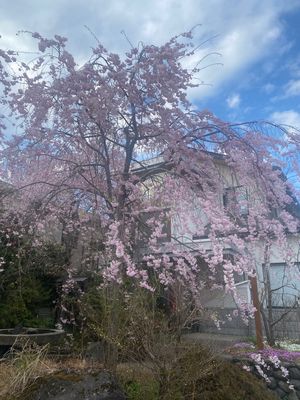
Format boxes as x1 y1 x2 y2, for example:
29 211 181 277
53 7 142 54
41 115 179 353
0 340 55 399
0 363 15 396
0 340 104 400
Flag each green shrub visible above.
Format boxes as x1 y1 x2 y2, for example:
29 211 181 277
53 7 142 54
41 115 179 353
0 226 67 328
119 354 277 400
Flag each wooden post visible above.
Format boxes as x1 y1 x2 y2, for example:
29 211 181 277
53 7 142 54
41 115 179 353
250 276 264 350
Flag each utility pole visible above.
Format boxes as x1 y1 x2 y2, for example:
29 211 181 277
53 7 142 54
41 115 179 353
250 275 264 350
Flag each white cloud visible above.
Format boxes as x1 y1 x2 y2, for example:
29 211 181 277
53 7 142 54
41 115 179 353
0 0 298 101
226 93 240 108
270 110 300 129
262 83 276 94
284 79 300 97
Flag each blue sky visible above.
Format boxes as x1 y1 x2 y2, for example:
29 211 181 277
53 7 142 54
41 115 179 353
1 0 300 128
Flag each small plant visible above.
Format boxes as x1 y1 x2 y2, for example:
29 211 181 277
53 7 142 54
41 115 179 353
125 381 142 398
117 364 160 400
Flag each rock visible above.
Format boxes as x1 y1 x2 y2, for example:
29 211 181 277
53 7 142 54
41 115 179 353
21 370 126 400
85 341 105 362
287 391 299 400
267 377 277 390
278 380 292 393
273 370 287 381
276 387 288 398
290 380 300 391
290 368 300 380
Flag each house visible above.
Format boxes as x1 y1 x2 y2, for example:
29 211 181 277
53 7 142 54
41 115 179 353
132 154 300 340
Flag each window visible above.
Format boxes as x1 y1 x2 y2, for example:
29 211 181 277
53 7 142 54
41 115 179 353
223 186 249 216
137 209 171 247
267 263 300 308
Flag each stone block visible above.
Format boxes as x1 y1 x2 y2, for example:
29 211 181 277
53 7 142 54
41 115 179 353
290 379 300 391
290 368 300 380
278 380 292 393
